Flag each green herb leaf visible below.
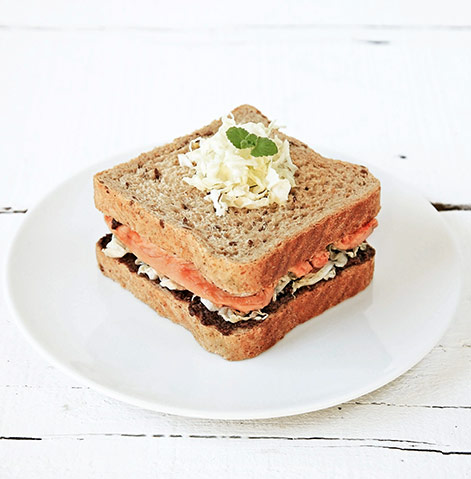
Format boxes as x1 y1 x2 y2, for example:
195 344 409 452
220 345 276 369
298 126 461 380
226 127 250 149
251 137 279 157
240 133 257 149
226 127 279 157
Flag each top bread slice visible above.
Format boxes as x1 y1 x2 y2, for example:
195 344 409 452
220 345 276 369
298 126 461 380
94 105 380 296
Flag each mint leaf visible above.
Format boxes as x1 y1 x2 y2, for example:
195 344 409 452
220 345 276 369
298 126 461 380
226 127 278 157
240 133 257 149
251 137 278 157
226 127 250 149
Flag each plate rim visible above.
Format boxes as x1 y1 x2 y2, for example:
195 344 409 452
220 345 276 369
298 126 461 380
4 146 463 420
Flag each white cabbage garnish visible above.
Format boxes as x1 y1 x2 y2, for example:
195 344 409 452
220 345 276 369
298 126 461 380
199 298 267 323
272 243 368 298
329 250 348 268
196 243 368 323
159 277 185 291
178 115 297 216
102 234 128 258
104 231 368 324
292 262 337 293
134 259 185 290
135 259 159 281
216 307 268 324
200 298 220 312
272 273 295 302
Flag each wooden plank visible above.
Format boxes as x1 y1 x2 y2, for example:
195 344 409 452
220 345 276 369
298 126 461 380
1 436 470 478
2 0 471 28
0 385 470 448
0 213 469 453
1 29 470 206
1 17 470 474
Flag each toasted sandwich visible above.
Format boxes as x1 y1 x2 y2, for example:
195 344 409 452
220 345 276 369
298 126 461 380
94 105 380 360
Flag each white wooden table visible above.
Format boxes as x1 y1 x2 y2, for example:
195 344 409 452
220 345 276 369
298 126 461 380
1 2 471 476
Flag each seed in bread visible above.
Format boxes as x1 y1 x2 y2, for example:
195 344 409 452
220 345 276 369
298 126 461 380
94 105 380 296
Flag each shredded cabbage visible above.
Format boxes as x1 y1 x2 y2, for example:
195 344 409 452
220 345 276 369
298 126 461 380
216 308 268 324
159 277 185 291
102 234 128 258
196 243 368 323
273 243 368 297
102 236 184 289
135 259 185 290
272 273 295 302
291 262 337 293
135 259 159 281
178 115 297 216
199 297 268 323
103 232 368 324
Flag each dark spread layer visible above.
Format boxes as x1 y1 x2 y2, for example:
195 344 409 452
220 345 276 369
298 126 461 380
105 215 378 313
99 234 375 335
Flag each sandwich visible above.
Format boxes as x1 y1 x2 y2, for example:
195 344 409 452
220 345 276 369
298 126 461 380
94 105 380 360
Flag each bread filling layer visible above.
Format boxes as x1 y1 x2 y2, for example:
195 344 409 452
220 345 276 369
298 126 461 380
102 215 377 318
102 234 372 324
194 242 370 323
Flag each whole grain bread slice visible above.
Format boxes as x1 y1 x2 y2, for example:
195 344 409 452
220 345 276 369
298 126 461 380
94 104 380 296
96 237 375 361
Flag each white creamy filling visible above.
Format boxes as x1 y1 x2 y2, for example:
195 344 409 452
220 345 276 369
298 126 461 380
102 234 128 258
102 235 185 290
102 234 366 324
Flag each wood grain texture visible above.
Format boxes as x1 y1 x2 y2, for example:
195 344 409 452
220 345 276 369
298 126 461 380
1 438 469 479
3 0 471 28
1 28 471 208
0 213 470 477
1 4 471 475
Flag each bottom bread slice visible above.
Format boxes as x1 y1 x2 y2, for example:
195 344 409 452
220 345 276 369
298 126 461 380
96 237 375 361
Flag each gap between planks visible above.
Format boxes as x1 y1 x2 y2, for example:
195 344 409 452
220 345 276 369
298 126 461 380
0 207 27 214
0 434 470 456
431 203 471 212
1 203 471 216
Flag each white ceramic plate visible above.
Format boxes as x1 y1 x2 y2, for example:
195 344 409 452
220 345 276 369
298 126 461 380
6 147 461 420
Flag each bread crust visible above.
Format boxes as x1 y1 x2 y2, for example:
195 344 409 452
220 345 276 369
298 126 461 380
96 240 375 361
94 104 380 296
